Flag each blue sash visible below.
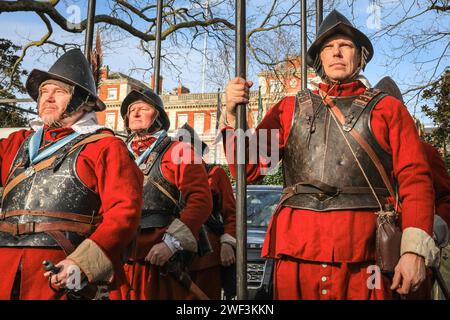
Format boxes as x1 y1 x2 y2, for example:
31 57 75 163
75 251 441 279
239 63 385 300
28 127 81 165
127 130 168 166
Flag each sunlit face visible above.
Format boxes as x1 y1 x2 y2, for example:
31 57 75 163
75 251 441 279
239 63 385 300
128 101 159 132
38 83 71 124
319 34 360 82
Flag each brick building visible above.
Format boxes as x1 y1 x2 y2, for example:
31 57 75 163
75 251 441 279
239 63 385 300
95 56 316 164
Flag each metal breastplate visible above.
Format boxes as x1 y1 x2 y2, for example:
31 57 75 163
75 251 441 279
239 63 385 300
140 137 181 229
282 89 393 211
0 133 101 247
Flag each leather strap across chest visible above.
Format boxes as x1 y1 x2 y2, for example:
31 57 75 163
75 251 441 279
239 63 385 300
2 133 112 202
319 90 395 198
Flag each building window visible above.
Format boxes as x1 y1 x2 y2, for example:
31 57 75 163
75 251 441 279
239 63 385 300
194 113 204 134
117 116 125 132
251 110 259 127
210 112 217 134
177 114 188 128
169 111 176 131
269 79 282 93
107 88 118 100
105 112 116 130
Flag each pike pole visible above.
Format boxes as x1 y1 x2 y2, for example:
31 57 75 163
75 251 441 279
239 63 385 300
301 0 307 90
154 0 164 95
235 0 248 300
316 0 323 35
84 0 97 60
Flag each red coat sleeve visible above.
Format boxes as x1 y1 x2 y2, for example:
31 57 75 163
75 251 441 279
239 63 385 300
209 166 236 237
0 129 31 187
77 136 143 264
370 96 434 235
161 141 213 238
422 141 450 226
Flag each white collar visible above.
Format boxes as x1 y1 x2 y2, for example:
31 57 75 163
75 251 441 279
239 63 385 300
29 111 105 134
308 74 372 91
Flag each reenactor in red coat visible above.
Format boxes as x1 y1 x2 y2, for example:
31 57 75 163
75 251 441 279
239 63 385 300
220 10 438 299
0 49 143 299
109 89 212 300
176 124 237 300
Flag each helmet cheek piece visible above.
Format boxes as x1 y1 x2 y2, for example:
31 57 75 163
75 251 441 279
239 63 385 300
65 86 94 115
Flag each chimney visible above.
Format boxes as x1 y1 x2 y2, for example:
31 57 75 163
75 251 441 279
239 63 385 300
176 83 190 95
150 74 163 93
100 66 109 80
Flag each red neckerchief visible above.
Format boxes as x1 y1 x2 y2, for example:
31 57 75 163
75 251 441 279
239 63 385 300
318 80 367 97
131 135 157 156
41 125 75 147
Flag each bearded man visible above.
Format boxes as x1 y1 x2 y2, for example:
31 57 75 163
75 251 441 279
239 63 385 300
0 49 143 300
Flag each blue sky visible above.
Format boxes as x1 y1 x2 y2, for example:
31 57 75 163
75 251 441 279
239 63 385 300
1 0 448 124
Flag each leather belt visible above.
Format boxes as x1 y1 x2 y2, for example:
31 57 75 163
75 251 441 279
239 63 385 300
283 181 390 197
0 221 95 237
1 210 102 224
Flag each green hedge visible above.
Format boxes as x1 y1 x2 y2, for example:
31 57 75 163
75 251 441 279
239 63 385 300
216 164 283 186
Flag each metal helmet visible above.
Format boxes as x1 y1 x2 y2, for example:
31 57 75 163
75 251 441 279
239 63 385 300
307 10 374 79
374 76 404 103
120 87 170 132
174 123 208 156
26 48 106 113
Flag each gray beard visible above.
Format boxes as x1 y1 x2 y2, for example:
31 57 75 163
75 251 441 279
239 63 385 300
41 113 67 127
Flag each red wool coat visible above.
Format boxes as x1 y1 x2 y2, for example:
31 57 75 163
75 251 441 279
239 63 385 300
0 126 143 300
109 137 213 300
421 141 450 226
190 165 237 300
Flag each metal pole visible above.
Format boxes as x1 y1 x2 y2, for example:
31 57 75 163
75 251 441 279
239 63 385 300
84 0 96 60
235 0 247 300
214 88 221 164
316 0 323 35
201 0 210 93
154 0 164 95
301 0 308 90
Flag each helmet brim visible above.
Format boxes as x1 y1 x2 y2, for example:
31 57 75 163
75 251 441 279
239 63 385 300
306 22 374 68
120 90 170 131
26 69 106 111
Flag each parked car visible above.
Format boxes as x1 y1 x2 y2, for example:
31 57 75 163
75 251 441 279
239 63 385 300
232 185 282 300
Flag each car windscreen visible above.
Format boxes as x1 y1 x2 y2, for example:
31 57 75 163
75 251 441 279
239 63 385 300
246 189 282 227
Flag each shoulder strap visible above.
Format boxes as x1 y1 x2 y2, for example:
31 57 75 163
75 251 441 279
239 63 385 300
141 135 172 175
1 133 112 202
343 88 384 132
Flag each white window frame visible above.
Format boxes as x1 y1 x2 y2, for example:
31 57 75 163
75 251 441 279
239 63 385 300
107 88 118 101
194 113 205 134
105 112 116 130
177 113 188 128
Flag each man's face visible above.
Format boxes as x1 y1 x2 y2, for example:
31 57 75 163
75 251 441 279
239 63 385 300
38 83 71 124
128 101 159 132
319 35 360 82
